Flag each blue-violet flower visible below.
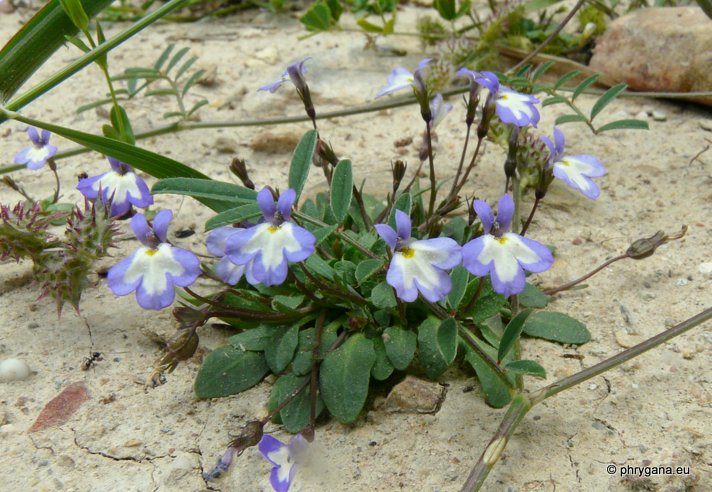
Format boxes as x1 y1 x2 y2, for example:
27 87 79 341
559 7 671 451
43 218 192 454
225 188 315 286
473 71 540 127
14 127 58 170
462 195 553 297
376 58 431 98
107 210 200 310
375 210 462 302
541 127 606 200
77 157 153 218
206 226 246 285
258 434 307 492
258 57 311 93
429 93 452 129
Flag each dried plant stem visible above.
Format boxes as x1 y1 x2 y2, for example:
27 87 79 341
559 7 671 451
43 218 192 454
461 306 712 491
543 253 627 295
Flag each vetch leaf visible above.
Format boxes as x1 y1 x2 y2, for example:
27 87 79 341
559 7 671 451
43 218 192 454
383 326 416 370
330 159 353 223
356 18 384 33
542 95 568 107
555 114 588 126
181 69 206 97
505 360 546 378
572 74 601 100
165 46 190 74
590 83 627 120
174 55 198 80
319 333 376 423
194 346 269 399
497 309 532 362
523 311 590 344
288 130 318 199
553 69 582 90
153 43 175 71
596 119 649 133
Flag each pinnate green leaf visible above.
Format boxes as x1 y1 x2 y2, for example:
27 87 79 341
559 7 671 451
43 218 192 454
505 359 546 378
596 119 649 133
590 83 627 120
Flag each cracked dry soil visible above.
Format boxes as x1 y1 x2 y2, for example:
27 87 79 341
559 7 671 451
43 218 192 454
1 4 711 492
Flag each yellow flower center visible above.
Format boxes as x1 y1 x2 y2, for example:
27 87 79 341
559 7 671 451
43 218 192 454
267 225 280 234
145 249 157 256
401 247 415 259
560 159 571 167
497 237 508 245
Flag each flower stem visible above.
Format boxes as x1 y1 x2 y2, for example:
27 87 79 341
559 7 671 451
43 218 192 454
519 196 541 237
543 253 627 295
425 122 437 217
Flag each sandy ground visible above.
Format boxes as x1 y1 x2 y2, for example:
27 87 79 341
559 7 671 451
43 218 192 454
1 4 711 492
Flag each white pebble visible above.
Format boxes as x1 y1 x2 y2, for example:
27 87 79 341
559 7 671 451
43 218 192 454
698 262 712 278
0 359 31 381
676 278 689 286
651 110 667 122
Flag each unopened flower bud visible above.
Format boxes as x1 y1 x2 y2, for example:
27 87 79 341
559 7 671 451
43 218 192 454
626 226 687 260
229 158 255 190
2 176 20 192
504 127 520 179
316 139 339 166
392 160 407 192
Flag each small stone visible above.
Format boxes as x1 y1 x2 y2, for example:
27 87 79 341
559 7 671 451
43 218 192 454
698 262 712 278
382 376 446 414
651 110 667 121
676 278 689 286
614 331 637 348
588 383 598 390
123 439 143 448
0 0 16 14
0 359 30 381
214 137 238 154
250 130 302 154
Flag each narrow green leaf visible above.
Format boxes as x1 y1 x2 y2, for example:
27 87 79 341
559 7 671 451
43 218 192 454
531 61 555 82
289 130 318 199
497 309 532 362
572 74 601 100
383 326 416 370
194 346 269 399
555 113 588 126
153 43 175 71
166 46 190 74
174 56 198 81
76 97 115 113
152 177 257 205
109 104 135 145
268 374 323 433
523 311 591 344
305 255 334 280
434 0 457 20
505 359 546 378
64 35 91 53
187 99 209 116
590 83 627 120
319 333 376 423
330 160 353 223
463 341 513 407
58 0 89 31
417 317 457 379
272 295 305 312
145 88 179 97
312 225 337 246
596 119 649 133
554 69 582 90
524 0 564 11
356 18 384 33
181 69 206 97
370 280 397 309
205 203 262 230
264 325 300 374
355 258 385 285
542 95 568 107
371 337 394 380
447 266 469 309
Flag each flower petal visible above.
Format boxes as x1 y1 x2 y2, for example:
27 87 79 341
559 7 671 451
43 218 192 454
472 200 494 234
257 188 277 220
394 209 411 241
387 243 456 302
376 67 414 98
507 234 554 273
496 89 540 127
553 155 606 199
130 213 153 247
107 251 143 296
152 209 173 243
496 194 514 232
259 435 288 467
76 173 106 199
375 224 397 251
277 188 296 220
27 127 40 145
207 226 239 256
553 127 565 155
410 238 462 269
281 223 316 262
462 237 489 277
215 256 245 285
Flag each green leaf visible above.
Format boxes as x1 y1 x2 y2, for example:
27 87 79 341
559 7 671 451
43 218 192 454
356 18 384 33
388 192 412 229
555 114 588 126
330 159 353 223
187 99 209 116
596 119 649 133
152 177 257 205
371 337 394 380
58 0 89 32
542 95 568 107
461 278 507 323
434 0 456 20
463 342 513 407
383 326 416 370
325 0 343 20
272 295 305 312
145 88 179 97
590 83 627 120
554 69 582 90
166 46 190 74
268 374 323 433
497 309 532 362
65 35 91 53
319 333 376 423
181 69 206 97
264 325 300 374
194 346 269 399
524 0 563 11
505 360 546 378
370 280 397 309
355 258 385 285
519 283 550 308
292 328 316 376
153 43 175 71
305 255 334 280
229 325 274 351
109 104 135 145
174 55 198 81
572 74 600 100
523 311 590 344
205 203 262 230
447 266 469 310
531 61 555 82
288 130 318 199
417 317 457 379
300 2 333 32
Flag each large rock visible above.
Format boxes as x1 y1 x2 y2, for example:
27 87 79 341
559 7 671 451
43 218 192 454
590 7 712 106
